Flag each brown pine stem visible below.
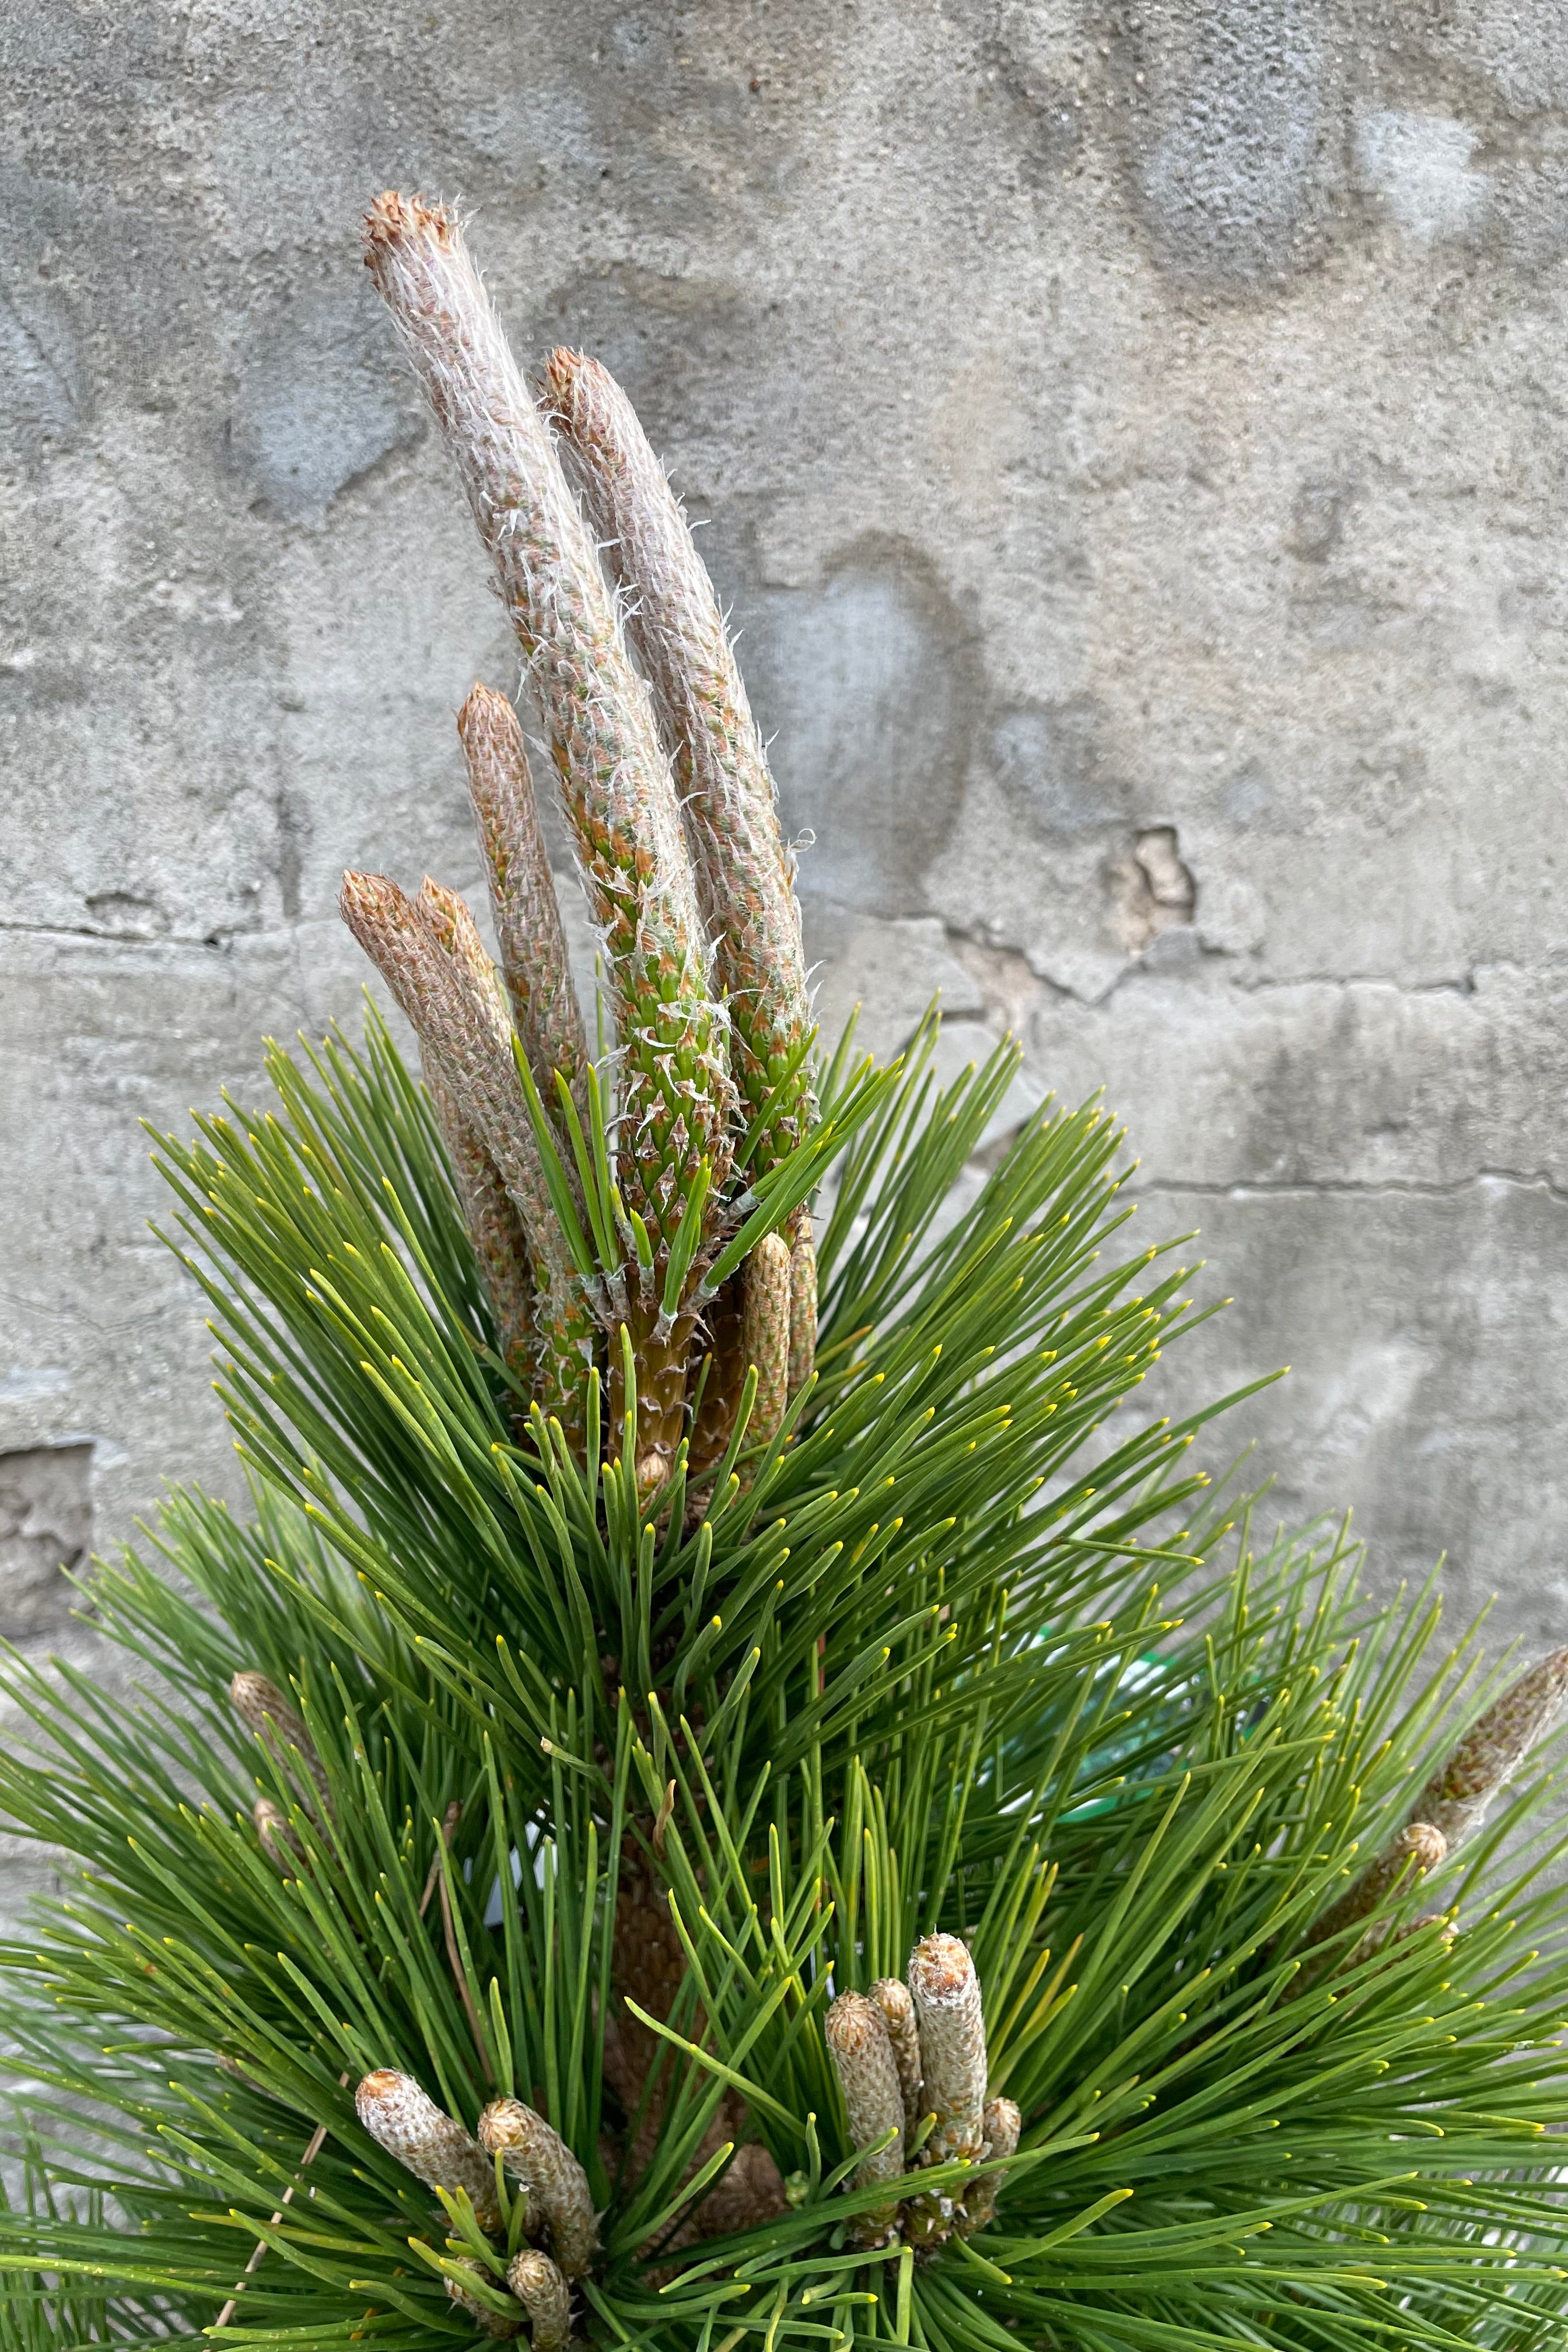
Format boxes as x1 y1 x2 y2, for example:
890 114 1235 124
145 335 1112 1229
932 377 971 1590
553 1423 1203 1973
1306 1820 1447 1955
419 1800 464 1919
252 1796 298 1868
605 1838 785 2246
687 1274 747 1485
608 1301 696 1506
686 1234 799 1506
420 881 597 1448
211 2072 348 2332
447 2266 523 2339
424 1062 537 1388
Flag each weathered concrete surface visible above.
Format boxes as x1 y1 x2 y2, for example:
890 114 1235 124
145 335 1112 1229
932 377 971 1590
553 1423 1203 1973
4 1 1567 1905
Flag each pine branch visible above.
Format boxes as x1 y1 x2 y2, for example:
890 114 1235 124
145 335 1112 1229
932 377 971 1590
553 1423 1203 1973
5 185 1568 2352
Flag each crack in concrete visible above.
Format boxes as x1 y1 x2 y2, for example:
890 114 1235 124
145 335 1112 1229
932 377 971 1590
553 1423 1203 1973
1140 1169 1568 1206
1227 971 1481 999
939 917 1498 1016
1063 958 1488 1012
0 918 254 950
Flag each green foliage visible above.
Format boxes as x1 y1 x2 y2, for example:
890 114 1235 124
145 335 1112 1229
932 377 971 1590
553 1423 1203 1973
2 1010 1566 2350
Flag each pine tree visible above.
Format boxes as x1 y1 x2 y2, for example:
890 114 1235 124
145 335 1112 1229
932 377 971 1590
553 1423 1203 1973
3 192 1568 2352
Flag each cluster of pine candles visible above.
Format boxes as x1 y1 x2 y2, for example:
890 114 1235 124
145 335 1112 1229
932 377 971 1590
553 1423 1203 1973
230 1615 1568 2340
344 192 825 1504
5 187 1568 2352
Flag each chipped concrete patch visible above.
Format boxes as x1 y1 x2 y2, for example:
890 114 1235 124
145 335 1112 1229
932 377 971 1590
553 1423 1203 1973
0 1444 93 1639
1108 826 1198 955
1354 110 1490 246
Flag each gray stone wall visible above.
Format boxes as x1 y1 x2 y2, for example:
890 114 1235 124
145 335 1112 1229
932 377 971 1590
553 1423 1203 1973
4 1 1567 1909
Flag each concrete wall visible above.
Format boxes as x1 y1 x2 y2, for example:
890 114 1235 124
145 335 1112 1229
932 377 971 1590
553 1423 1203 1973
4 1 1567 1903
